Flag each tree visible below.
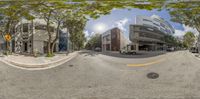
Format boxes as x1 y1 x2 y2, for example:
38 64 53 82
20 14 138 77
85 33 101 50
0 0 165 56
183 32 195 49
167 1 200 33
75 32 86 50
51 2 71 55
32 0 58 57
63 12 87 50
0 1 34 55
167 1 200 52
163 35 180 46
28 0 74 56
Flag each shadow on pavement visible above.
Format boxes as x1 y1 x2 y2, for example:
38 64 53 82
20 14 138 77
79 50 100 57
79 50 167 58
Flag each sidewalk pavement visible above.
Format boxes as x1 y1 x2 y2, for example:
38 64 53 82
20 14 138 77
0 51 78 69
102 50 166 55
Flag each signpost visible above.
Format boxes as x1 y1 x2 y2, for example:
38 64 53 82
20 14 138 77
4 33 11 55
5 34 11 41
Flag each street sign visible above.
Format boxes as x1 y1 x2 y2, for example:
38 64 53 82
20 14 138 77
4 34 11 41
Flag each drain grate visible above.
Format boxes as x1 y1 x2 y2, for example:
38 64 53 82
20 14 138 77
147 72 159 79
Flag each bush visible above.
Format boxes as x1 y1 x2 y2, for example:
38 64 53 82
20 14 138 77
46 53 55 57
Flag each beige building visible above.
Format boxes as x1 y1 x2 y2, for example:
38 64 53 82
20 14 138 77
14 19 59 54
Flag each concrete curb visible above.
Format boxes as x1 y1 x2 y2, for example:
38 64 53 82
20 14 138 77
0 52 78 70
190 52 200 61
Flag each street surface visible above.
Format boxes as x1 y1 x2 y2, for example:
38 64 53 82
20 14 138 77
0 50 200 99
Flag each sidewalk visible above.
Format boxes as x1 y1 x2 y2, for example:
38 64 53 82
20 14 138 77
102 50 166 55
0 51 78 69
100 50 167 58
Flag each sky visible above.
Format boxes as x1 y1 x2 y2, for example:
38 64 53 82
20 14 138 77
84 8 199 39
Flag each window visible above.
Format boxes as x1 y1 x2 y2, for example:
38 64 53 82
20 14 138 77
160 23 165 28
153 18 160 22
23 23 28 32
160 28 166 33
153 26 159 30
143 19 152 22
49 27 54 32
35 25 46 30
112 34 116 39
153 23 159 26
143 24 153 28
35 25 54 32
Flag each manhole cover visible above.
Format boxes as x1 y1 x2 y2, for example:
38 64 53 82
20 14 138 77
147 72 159 79
69 65 73 67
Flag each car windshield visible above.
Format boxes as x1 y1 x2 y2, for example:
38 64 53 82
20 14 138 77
0 0 200 99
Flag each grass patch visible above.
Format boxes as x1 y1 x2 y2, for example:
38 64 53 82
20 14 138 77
46 53 55 57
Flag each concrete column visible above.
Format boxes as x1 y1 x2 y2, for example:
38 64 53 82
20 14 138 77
135 32 139 51
155 43 157 51
135 42 139 51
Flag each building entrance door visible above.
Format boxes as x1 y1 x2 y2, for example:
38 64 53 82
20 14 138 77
24 42 28 52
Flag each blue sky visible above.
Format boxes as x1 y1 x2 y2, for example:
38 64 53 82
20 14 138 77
84 8 198 38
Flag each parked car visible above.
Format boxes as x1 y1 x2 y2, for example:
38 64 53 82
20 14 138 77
166 47 175 52
94 47 101 52
120 44 137 55
189 47 198 53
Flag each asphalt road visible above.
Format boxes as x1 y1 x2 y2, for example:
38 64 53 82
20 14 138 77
0 50 200 99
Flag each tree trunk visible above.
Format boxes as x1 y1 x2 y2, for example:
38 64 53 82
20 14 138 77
51 21 60 55
46 10 53 57
5 19 11 55
47 22 52 56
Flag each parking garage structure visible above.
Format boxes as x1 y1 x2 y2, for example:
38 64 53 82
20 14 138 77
129 15 175 51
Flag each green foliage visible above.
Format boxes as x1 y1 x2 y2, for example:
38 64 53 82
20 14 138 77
46 53 55 57
163 34 185 48
183 32 196 48
167 1 200 32
85 34 101 50
5 0 199 54
63 12 87 50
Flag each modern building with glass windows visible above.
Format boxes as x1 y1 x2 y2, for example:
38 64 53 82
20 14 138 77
129 15 175 51
59 28 71 52
0 35 5 53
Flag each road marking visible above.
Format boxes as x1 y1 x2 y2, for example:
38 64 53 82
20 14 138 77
127 59 165 67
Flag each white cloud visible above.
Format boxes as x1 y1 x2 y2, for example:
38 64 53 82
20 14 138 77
174 25 199 37
174 29 185 37
90 32 96 36
84 30 89 37
83 31 97 40
113 18 129 32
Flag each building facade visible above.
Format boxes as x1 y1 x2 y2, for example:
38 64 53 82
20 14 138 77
129 15 175 51
0 35 4 52
198 35 200 53
59 28 71 52
14 19 59 55
102 28 129 51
